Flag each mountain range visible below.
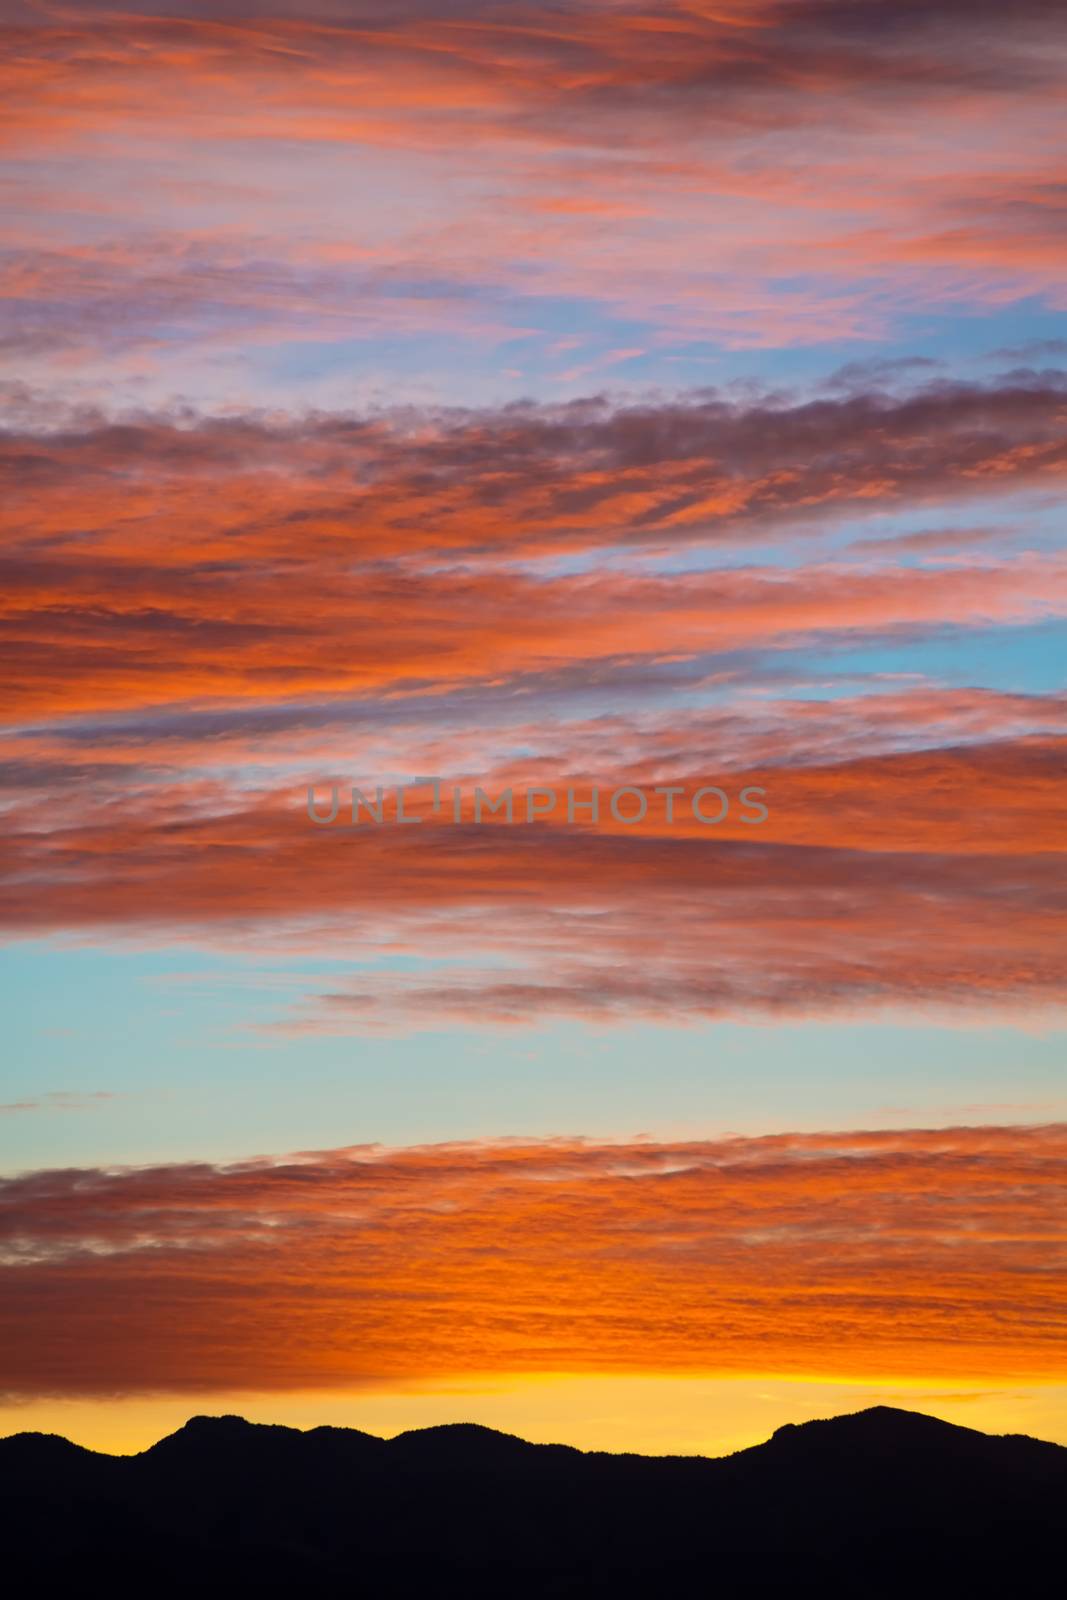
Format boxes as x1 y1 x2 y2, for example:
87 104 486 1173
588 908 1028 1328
2 1405 1062 1594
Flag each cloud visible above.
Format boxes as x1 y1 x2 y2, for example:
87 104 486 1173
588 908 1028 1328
988 339 1067 363
1 1 1064 389
0 736 1063 1029
823 357 944 391
0 1092 115 1116
1 377 1064 716
850 525 1006 556
4 2 1061 145
0 1123 1062 1397
0 371 1063 1034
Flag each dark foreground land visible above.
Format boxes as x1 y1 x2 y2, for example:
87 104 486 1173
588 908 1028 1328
2 1404 1063 1595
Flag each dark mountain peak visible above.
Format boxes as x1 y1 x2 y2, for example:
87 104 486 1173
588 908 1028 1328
159 1414 385 1449
138 1413 390 1479
179 1412 262 1436
770 1404 967 1444
386 1421 583 1474
0 1429 96 1462
306 1423 386 1446
0 1429 114 1494
142 1412 303 1464
2 1405 1063 1592
754 1403 1066 1485
389 1421 537 1456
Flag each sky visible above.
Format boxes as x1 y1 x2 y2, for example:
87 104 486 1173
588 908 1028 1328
0 0 1065 1456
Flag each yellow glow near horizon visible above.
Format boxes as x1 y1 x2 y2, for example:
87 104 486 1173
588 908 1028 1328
3 1374 1065 1460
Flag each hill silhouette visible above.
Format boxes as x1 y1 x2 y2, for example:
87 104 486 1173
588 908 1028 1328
1 1405 1062 1594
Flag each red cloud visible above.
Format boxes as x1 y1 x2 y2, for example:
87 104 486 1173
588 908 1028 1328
1 1 1064 368
1 382 1064 715
0 738 1063 1028
1 1124 1062 1397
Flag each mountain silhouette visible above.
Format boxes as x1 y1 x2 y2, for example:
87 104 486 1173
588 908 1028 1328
2 1405 1062 1594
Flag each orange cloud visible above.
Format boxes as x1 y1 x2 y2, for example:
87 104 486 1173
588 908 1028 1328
1 1124 1062 1397
0 737 1063 1028
3 3 1058 151
1 379 1063 1033
1 1 1064 375
1 381 1064 716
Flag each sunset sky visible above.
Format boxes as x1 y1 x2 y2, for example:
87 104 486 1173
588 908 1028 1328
1 0 1065 1456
